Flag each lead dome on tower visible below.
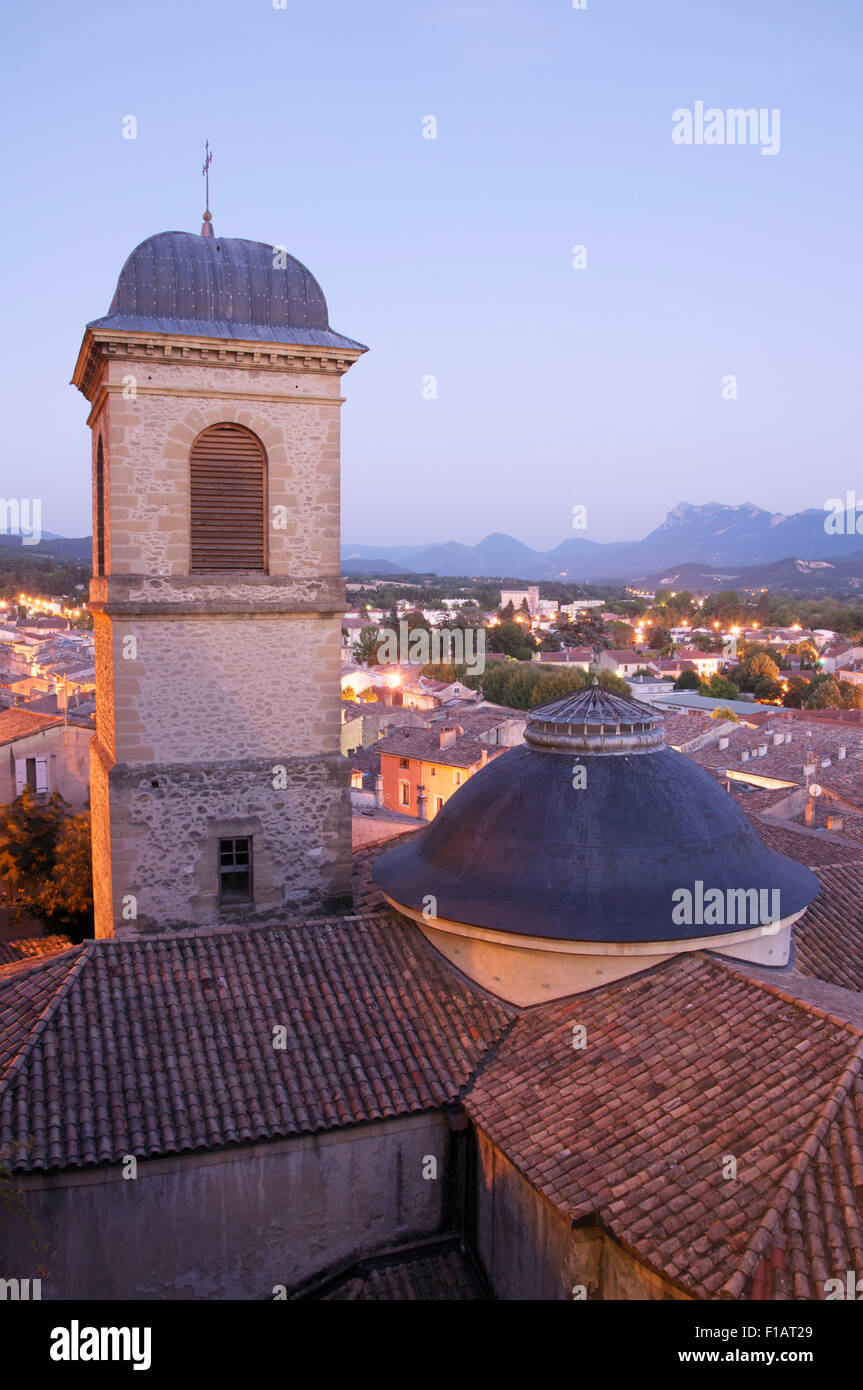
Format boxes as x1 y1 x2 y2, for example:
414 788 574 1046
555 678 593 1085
88 230 367 351
373 684 819 1004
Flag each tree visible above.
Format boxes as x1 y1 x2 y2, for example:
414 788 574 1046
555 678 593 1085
36 812 94 941
674 670 700 691
0 789 66 893
404 609 431 633
0 794 93 942
352 626 383 667
782 677 810 709
556 612 610 654
838 680 863 710
802 674 843 710
710 707 739 723
699 674 739 700
746 652 780 682
499 600 516 623
488 620 535 661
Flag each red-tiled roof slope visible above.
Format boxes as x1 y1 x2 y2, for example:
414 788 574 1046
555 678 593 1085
320 1245 483 1300
0 947 84 1082
464 954 863 1300
353 829 426 913
0 708 62 745
751 818 863 869
0 934 75 968
752 1084 863 1299
793 865 863 994
0 917 514 1173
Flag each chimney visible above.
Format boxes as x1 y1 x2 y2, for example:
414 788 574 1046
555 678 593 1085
804 797 814 825
839 745 847 760
773 732 784 745
740 750 750 762
719 736 729 750
374 772 384 808
758 743 768 757
439 726 458 750
827 813 844 831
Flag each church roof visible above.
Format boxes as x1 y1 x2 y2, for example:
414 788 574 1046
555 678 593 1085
87 230 367 352
465 951 863 1300
0 916 514 1174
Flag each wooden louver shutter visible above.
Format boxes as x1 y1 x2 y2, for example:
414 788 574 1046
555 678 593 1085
190 424 266 571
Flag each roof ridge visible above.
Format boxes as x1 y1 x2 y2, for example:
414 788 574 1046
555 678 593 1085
718 956 863 1038
719 1035 863 1299
0 943 90 1093
86 913 394 948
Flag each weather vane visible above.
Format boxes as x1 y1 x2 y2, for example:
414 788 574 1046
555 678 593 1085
201 140 214 237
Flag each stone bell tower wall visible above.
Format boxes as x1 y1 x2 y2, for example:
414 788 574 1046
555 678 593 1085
78 337 359 937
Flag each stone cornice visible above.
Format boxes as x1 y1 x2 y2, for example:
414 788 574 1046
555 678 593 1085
72 328 365 402
88 571 347 619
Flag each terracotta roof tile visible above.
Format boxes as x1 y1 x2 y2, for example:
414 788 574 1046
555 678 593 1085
464 953 863 1299
318 1244 484 1300
0 917 514 1173
0 708 62 745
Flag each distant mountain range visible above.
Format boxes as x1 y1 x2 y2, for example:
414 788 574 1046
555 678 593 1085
0 533 92 563
4 501 861 595
343 502 863 589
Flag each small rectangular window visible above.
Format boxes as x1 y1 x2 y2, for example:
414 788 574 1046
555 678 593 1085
399 758 409 769
435 796 444 814
219 837 253 903
399 782 410 806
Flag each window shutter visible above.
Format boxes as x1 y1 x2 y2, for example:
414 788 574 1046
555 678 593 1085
14 759 26 795
190 424 267 571
35 757 49 793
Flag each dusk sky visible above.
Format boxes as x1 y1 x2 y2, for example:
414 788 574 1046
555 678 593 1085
3 0 860 548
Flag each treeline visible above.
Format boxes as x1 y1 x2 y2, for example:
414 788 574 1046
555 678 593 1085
422 659 631 710
0 552 91 602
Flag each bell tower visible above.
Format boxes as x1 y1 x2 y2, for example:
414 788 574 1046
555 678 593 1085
72 226 366 937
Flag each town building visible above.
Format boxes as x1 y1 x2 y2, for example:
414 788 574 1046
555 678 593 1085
0 708 93 809
500 585 540 616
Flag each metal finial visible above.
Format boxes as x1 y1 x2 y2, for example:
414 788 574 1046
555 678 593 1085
201 141 214 237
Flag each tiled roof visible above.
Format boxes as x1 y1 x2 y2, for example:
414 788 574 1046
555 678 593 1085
0 708 62 745
751 818 863 869
376 726 500 770
464 953 863 1300
793 864 863 994
0 934 75 968
691 719 863 788
660 710 722 750
752 1080 863 1299
0 949 84 1081
318 1243 484 1300
353 832 425 913
0 917 514 1173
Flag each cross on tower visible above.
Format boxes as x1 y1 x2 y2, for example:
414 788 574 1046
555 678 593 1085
201 141 214 237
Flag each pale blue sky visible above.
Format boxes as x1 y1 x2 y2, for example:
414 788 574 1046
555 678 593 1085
2 0 860 548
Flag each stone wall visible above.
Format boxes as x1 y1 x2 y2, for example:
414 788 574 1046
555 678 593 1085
5 1113 455 1300
473 1127 687 1300
81 346 357 936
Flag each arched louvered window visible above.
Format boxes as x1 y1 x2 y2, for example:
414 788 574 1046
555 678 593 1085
95 437 106 576
190 423 267 571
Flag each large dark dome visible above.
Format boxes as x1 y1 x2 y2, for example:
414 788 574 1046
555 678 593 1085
88 230 366 352
373 686 818 944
